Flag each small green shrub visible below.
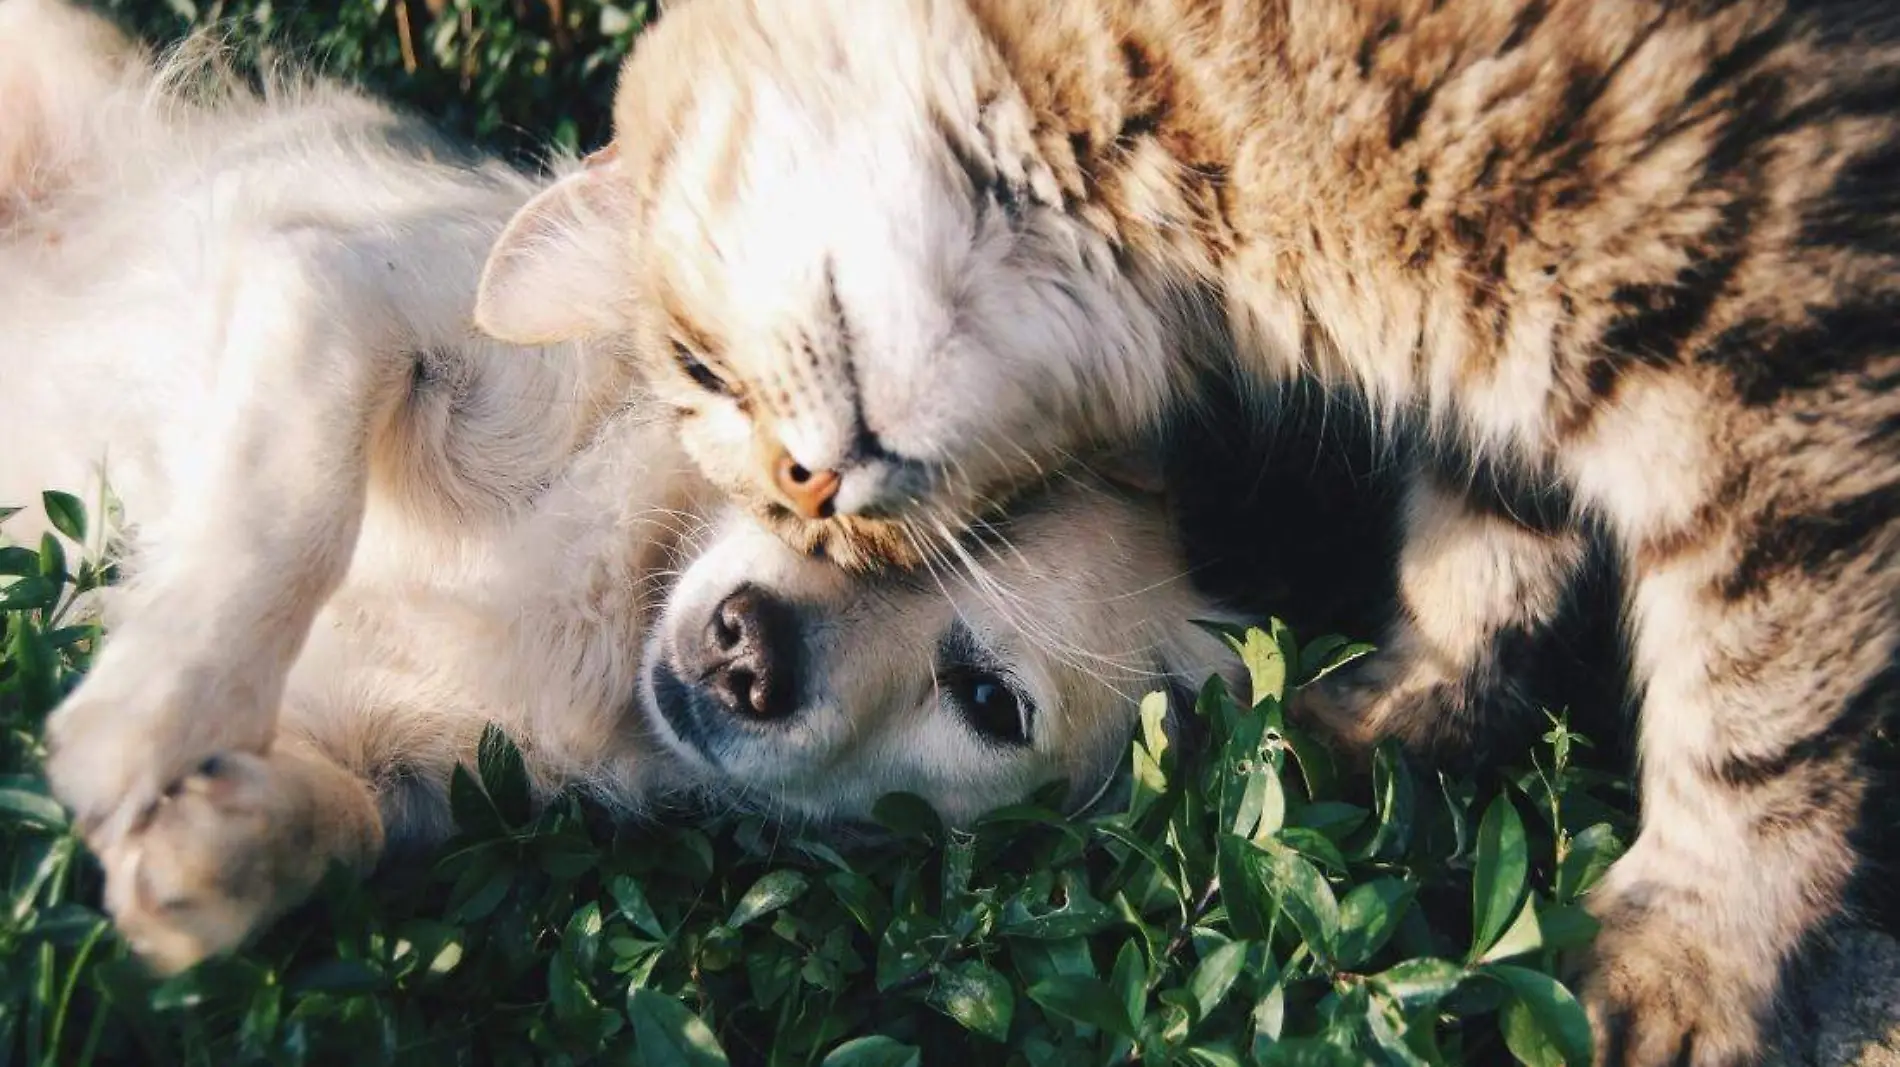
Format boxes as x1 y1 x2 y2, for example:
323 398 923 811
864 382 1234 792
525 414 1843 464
1 492 1637 1066
91 0 652 162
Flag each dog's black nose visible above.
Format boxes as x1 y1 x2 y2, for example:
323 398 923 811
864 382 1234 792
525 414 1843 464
691 584 798 721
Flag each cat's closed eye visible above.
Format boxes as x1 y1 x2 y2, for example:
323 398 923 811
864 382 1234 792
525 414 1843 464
673 340 735 397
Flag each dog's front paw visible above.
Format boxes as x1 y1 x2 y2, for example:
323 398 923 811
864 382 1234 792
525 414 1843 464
96 751 330 974
1578 901 1771 1066
43 640 277 840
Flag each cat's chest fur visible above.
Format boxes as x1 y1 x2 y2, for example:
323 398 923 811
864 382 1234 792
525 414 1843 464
968 0 1895 477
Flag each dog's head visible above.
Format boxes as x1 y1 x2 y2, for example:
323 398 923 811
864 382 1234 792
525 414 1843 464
642 475 1242 825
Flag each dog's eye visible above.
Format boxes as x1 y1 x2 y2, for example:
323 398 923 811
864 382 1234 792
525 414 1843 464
673 340 734 397
943 667 1032 746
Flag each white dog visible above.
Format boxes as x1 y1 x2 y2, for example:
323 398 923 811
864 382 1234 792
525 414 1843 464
0 0 1239 973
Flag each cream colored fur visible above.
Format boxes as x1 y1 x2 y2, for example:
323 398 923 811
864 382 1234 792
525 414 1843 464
472 2 1899 1063
0 0 1239 974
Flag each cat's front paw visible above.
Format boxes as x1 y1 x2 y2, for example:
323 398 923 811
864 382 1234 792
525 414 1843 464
1289 647 1534 768
95 751 328 974
1290 653 1472 757
1578 899 1771 1067
42 638 277 841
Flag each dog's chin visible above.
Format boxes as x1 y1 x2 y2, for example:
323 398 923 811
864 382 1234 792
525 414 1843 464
643 660 728 773
640 658 819 794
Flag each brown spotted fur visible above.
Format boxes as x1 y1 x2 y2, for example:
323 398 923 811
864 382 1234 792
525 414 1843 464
480 2 1900 1062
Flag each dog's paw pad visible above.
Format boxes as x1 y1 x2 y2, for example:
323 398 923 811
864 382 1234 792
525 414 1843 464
97 751 311 974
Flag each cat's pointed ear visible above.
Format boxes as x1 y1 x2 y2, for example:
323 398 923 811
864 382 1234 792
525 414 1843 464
476 150 637 345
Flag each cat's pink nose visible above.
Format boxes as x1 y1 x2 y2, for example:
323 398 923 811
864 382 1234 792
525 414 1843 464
772 451 840 520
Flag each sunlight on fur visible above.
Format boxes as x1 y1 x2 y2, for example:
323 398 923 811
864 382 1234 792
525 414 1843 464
0 0 1241 975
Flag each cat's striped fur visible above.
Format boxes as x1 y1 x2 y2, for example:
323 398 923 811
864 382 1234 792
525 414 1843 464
474 1 1899 1062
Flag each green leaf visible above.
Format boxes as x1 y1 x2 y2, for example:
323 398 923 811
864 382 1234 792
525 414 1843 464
1438 771 1479 866
1180 1043 1247 1067
942 828 976 906
1359 742 1415 861
728 869 809 928
1250 956 1287 1049
1223 627 1288 708
875 915 937 991
1555 823 1624 903
1129 690 1172 820
746 944 800 1011
1233 762 1288 842
42 490 85 542
1257 1037 1364 1066
550 914 606 1022
1217 835 1275 941
38 532 66 582
1110 939 1146 1028
999 871 1117 940
626 988 730 1067
1335 879 1416 969
1364 989 1434 1067
447 764 502 836
1027 975 1136 1040
871 792 942 842
0 546 38 577
1253 838 1339 963
1479 898 1545 964
562 901 604 968
1371 958 1466 1013
0 504 19 526
1297 635 1375 686
0 779 67 830
1501 996 1564 1067
1187 939 1248 1024
1281 725 1339 800
287 958 385 996
1294 801 1369 842
610 875 668 940
820 1036 921 1067
0 576 57 612
1470 794 1529 962
1534 904 1602 954
826 870 886 934
1483 964 1593 1067
1277 826 1349 876
444 854 512 923
1295 634 1351 682
475 724 532 826
929 959 1014 1042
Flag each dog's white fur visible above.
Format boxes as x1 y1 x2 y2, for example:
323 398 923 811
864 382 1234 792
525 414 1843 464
0 0 1238 974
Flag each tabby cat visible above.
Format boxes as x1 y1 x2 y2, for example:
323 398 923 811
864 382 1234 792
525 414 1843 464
474 2 1900 1062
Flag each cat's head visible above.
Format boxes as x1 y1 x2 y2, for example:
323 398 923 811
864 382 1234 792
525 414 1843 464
642 473 1242 825
475 0 1177 570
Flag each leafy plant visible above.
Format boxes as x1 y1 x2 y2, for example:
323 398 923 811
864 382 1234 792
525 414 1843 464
0 7 1658 1063
92 0 654 163
0 489 1639 1066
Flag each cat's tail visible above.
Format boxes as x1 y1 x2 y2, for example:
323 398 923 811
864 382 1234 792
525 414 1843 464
0 0 150 221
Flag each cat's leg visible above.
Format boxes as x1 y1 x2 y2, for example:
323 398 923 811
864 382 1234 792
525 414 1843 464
1294 457 1589 763
100 736 384 974
1575 436 1894 1066
43 229 411 845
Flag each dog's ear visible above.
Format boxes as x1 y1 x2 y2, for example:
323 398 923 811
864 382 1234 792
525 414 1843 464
475 150 637 345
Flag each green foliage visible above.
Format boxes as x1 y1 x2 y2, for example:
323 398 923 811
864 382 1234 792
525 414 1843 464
1 8 1652 1063
0 490 1644 1066
93 0 652 162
